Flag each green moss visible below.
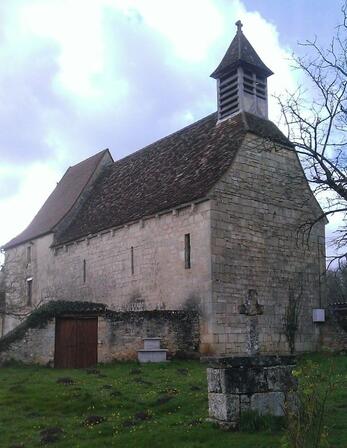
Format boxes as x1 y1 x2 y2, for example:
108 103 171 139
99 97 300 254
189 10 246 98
0 300 106 353
105 309 198 322
0 301 199 354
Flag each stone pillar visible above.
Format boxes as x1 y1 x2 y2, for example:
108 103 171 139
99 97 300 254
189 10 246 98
206 355 296 428
239 289 263 355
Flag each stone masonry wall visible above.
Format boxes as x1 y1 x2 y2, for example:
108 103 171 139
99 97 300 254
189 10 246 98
98 310 200 361
3 201 212 347
3 133 327 359
0 310 199 365
2 234 54 335
207 356 297 427
207 133 326 355
0 319 55 365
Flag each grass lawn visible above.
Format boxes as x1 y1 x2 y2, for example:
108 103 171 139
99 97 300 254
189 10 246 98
0 353 346 448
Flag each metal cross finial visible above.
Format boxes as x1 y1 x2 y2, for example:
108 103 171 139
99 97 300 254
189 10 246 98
235 20 243 33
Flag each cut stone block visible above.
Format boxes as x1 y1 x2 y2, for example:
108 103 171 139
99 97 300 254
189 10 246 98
138 337 167 363
266 366 297 392
138 349 167 363
143 337 162 350
208 393 240 422
207 368 222 393
223 366 268 394
251 391 285 416
240 394 251 412
206 356 296 426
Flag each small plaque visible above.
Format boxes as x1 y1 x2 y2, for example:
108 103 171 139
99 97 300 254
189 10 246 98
312 308 325 322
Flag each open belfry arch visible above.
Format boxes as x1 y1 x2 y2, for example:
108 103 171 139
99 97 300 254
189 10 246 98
0 21 333 368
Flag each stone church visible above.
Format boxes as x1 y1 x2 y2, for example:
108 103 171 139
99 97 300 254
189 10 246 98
0 22 326 367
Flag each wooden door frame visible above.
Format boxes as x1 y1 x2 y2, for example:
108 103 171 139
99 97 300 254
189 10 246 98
54 315 98 368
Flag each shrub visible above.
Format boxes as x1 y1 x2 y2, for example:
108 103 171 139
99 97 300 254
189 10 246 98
281 360 343 448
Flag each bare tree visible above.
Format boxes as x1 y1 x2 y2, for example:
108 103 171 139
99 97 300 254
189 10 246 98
326 261 347 302
275 1 347 267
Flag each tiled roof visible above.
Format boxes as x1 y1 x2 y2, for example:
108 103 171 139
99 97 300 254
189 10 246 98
3 150 110 250
55 112 290 245
210 26 273 79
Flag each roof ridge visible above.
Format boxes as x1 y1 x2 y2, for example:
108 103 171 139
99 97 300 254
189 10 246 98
237 25 242 59
2 149 112 250
56 113 251 245
69 148 110 169
112 112 217 166
52 150 112 233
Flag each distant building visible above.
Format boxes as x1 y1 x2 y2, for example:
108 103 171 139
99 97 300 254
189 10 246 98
1 22 326 367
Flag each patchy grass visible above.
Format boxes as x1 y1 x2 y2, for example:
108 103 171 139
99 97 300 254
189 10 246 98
0 354 346 447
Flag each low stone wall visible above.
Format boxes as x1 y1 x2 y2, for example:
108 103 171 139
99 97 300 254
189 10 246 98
0 301 106 366
206 356 296 428
0 319 55 365
98 310 200 362
0 301 200 365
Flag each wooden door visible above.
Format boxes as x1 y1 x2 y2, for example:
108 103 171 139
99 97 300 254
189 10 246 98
55 317 98 368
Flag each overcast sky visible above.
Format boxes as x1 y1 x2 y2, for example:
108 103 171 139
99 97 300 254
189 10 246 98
0 0 344 251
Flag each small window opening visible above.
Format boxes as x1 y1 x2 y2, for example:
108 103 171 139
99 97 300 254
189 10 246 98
255 76 266 99
27 246 32 263
219 71 239 119
185 234 191 269
131 246 134 275
243 71 255 95
26 278 32 306
220 70 237 84
83 259 86 283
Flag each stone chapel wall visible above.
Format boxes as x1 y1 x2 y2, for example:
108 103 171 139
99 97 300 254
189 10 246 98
207 133 326 355
3 201 212 348
2 133 328 359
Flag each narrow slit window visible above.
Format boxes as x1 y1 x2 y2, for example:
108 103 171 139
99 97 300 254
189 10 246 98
27 246 32 263
83 259 86 283
185 234 191 269
26 278 32 306
131 246 134 275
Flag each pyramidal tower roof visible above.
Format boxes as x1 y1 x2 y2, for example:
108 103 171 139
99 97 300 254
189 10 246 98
211 20 273 79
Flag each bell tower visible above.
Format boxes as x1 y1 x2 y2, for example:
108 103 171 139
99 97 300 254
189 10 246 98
211 21 273 122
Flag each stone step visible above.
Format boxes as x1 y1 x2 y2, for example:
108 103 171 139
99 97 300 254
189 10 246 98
143 337 162 350
138 349 167 363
